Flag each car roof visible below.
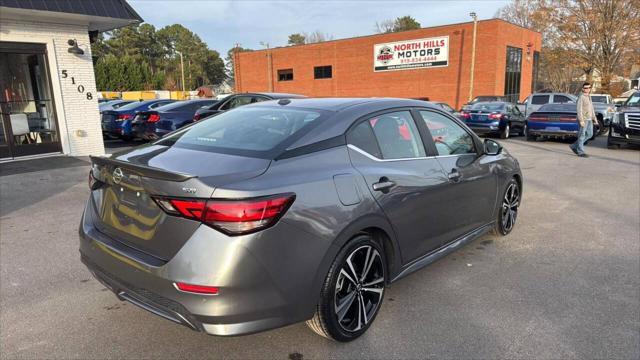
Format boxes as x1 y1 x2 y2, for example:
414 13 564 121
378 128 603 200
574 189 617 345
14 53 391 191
239 92 307 99
250 97 437 111
245 97 443 150
472 101 510 106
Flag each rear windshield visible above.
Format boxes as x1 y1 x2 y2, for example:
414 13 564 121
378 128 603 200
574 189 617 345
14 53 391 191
157 106 324 156
471 96 499 103
115 101 148 111
155 100 217 112
538 104 576 112
591 96 608 103
471 102 505 111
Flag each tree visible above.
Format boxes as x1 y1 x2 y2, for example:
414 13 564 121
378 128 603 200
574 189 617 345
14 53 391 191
496 0 640 94
375 19 395 33
91 23 227 91
375 16 421 33
288 33 306 45
304 31 334 43
553 0 640 93
393 16 421 32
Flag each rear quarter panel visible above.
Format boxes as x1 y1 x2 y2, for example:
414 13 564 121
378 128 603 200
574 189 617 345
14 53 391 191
208 146 396 320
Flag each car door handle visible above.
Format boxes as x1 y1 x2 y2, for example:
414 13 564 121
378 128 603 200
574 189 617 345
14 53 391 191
372 180 396 192
448 169 461 182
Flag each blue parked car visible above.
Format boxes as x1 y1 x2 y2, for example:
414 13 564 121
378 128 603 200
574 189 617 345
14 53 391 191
461 101 526 139
131 99 218 140
101 99 176 140
526 103 600 141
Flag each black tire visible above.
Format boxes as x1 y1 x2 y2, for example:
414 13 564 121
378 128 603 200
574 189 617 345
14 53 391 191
598 120 608 136
500 123 510 139
492 178 520 236
518 123 527 137
306 234 386 342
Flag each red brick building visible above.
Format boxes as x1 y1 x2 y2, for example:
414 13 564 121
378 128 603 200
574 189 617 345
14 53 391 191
234 19 542 109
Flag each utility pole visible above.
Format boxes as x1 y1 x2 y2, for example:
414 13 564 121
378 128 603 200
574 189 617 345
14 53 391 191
260 41 273 92
468 12 478 102
176 50 186 99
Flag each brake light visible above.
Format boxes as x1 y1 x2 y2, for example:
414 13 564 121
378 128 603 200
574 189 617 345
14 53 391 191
174 282 219 295
462 112 471 119
116 114 132 121
193 113 201 121
148 113 160 123
154 194 295 235
488 113 503 119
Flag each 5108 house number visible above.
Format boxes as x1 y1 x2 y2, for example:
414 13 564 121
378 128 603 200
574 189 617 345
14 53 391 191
61 70 93 100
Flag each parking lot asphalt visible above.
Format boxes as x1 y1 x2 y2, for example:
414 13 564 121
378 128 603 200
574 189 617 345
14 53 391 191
1 136 639 359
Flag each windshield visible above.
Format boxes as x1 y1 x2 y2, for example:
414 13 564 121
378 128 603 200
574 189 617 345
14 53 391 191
157 106 324 155
625 94 640 107
591 96 608 103
471 102 505 111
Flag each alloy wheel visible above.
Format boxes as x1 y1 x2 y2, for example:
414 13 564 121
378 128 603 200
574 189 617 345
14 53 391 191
501 182 519 232
334 245 385 332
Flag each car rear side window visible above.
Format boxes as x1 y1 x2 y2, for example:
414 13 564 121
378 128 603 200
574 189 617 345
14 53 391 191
419 111 476 156
554 95 573 104
531 95 550 105
159 107 322 153
347 121 382 158
220 96 252 110
367 111 426 159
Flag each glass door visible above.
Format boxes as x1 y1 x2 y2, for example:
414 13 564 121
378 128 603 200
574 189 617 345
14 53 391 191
0 42 61 159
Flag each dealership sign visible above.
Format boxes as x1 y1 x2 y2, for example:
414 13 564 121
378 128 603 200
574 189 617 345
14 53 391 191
373 36 449 72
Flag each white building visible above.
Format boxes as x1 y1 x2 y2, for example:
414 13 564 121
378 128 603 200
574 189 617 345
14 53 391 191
0 0 142 161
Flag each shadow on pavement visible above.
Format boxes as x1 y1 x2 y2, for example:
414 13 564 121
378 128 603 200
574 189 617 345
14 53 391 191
505 137 640 166
0 156 89 177
0 156 90 218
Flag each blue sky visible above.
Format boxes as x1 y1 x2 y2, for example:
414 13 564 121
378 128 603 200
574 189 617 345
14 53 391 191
128 0 510 55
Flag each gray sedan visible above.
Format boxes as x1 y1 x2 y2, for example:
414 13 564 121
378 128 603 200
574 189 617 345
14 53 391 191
80 98 523 342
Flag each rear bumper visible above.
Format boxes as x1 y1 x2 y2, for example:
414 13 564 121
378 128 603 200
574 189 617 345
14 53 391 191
78 199 324 336
527 122 578 137
465 121 501 134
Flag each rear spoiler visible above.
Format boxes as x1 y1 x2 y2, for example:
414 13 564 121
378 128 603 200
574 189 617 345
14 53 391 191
90 156 196 182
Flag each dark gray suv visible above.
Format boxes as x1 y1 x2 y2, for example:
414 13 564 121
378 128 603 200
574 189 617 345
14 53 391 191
80 98 523 342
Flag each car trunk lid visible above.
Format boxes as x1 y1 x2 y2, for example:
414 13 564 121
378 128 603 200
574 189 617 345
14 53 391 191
89 145 271 261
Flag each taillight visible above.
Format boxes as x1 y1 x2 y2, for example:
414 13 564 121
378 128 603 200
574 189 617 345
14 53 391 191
148 113 160 123
193 113 201 121
488 113 503 119
462 112 471 119
116 114 132 121
174 282 219 295
153 194 295 235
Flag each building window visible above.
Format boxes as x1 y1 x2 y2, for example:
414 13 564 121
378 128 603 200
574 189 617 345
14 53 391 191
278 69 293 81
532 51 540 93
503 46 522 103
314 65 332 79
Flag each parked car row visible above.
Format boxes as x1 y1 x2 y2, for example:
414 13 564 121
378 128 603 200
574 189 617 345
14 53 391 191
100 93 306 141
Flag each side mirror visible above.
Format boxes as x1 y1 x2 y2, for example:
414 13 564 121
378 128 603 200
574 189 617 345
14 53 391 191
484 139 502 155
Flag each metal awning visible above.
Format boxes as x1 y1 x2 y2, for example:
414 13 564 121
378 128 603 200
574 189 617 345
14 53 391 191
0 0 143 32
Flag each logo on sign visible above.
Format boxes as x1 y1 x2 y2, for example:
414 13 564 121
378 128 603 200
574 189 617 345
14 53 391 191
376 46 394 64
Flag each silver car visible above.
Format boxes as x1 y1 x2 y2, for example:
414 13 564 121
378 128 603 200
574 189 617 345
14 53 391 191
80 98 523 342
